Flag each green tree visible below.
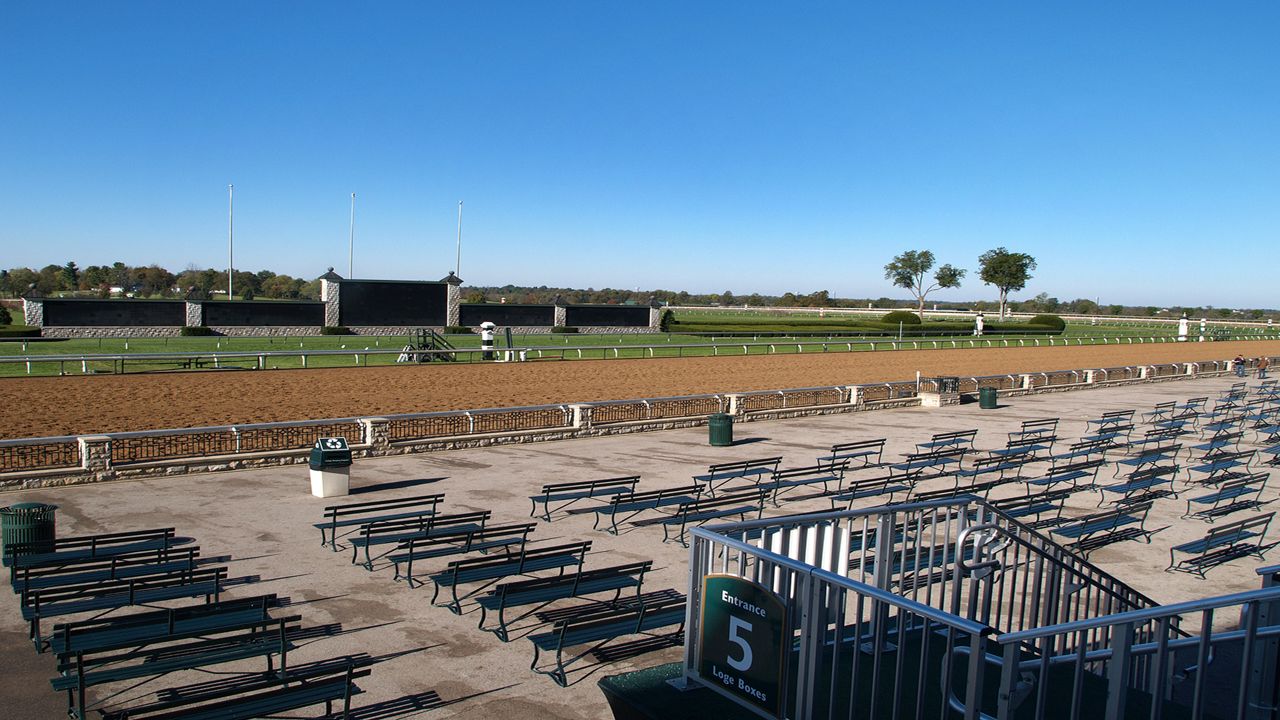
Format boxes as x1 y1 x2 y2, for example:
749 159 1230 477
883 250 965 320
61 261 80 291
977 247 1036 320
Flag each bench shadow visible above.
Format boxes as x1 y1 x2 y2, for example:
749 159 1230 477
351 477 448 495
728 437 769 446
328 683 520 719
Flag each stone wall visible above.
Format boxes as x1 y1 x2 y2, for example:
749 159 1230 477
39 326 185 338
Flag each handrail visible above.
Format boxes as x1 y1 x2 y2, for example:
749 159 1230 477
998 585 1280 645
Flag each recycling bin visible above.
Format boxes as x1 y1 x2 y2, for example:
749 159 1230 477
309 438 352 498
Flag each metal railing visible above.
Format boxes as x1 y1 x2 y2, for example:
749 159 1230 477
683 497 1166 719
0 358 1253 475
3 334 1276 376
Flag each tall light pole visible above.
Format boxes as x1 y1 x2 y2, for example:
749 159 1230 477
455 200 463 276
227 184 234 299
348 192 356 278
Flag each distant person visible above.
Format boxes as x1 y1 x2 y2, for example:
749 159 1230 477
1257 356 1270 379
1233 355 1246 377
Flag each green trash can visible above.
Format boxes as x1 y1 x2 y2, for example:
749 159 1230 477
0 502 57 556
708 413 734 447
978 387 998 410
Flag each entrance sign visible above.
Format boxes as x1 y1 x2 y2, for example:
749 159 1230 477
699 574 787 717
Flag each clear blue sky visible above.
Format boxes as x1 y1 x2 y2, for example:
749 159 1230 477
2 2 1277 306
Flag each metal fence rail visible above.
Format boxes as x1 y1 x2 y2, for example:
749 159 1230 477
684 498 1167 719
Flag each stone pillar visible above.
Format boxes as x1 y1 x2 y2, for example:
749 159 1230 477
1021 374 1034 390
569 404 593 429
22 296 43 327
553 294 567 328
319 269 344 328
441 272 462 327
1084 370 1096 384
1185 363 1197 376
724 394 743 417
360 417 390 454
1139 366 1150 379
848 386 865 406
78 435 113 474
184 301 202 328
649 296 662 330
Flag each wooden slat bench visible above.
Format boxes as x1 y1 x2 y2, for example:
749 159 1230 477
1051 501 1158 557
1167 513 1277 578
52 613 301 719
390 522 536 587
23 566 229 650
98 655 371 720
476 560 652 641
692 457 782 495
315 493 445 550
349 510 490 570
428 541 592 613
528 595 686 687
817 439 886 469
1183 473 1271 522
569 484 703 535
529 476 640 521
632 489 768 546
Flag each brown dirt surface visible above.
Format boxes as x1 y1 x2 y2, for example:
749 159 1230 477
3 341 1276 438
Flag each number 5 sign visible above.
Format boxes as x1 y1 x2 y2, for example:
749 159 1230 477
699 574 787 717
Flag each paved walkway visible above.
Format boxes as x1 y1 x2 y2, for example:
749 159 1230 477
0 374 1274 718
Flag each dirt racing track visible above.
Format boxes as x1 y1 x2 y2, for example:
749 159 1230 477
3 341 1278 439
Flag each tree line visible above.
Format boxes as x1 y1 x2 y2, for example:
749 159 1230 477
0 262 321 301
1 259 1271 321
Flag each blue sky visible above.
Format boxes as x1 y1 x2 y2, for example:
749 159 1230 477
2 2 1277 306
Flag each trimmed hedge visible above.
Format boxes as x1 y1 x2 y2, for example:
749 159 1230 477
881 310 922 325
1028 314 1066 332
180 326 216 336
551 326 579 334
321 326 352 335
0 325 40 338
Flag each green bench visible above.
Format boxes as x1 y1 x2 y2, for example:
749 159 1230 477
1097 465 1179 506
11 545 212 595
47 594 281 657
1051 501 1157 557
429 541 592 613
390 522 536 587
990 488 1076 530
24 566 229 650
817 439 886 469
529 476 640 521
1025 458 1106 493
98 655 371 720
4 528 178 572
52 613 300 719
529 595 686 687
477 560 652 641
315 492 445 550
631 488 767 546
568 484 703 535
1167 513 1277 577
349 509 490 569
692 457 782 495
759 462 848 505
1183 472 1270 521
828 473 913 510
